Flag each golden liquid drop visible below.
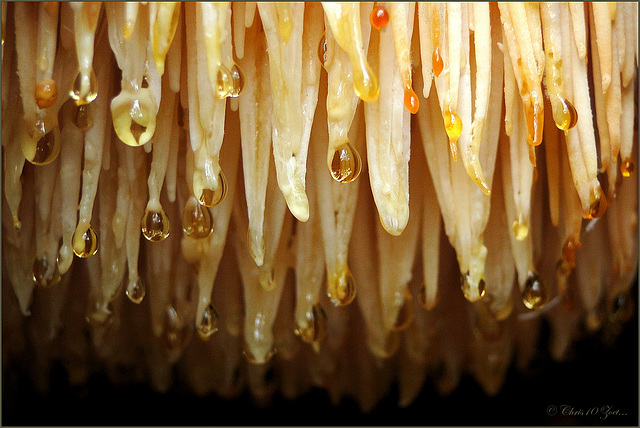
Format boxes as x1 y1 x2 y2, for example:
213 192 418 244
73 104 93 130
369 4 389 30
512 215 529 241
525 101 543 146
25 127 61 166
432 47 444 77
317 34 327 66
198 170 228 207
182 196 213 239
461 276 486 302
585 185 608 219
243 346 276 365
197 303 220 340
557 98 578 131
327 267 356 306
391 293 414 331
35 78 58 109
444 103 462 159
162 305 192 350
621 158 634 177
353 64 380 103
229 64 245 98
330 141 362 183
404 86 419 114
72 226 99 258
125 279 146 304
141 208 171 242
69 69 98 106
561 236 581 267
294 303 327 344
216 64 234 99
522 271 548 310
32 256 61 288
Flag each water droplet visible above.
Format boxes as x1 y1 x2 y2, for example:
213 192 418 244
317 33 327 66
461 275 486 303
327 267 356 306
73 104 93 130
197 304 219 340
72 226 99 258
585 185 608 219
369 4 389 30
352 63 379 103
182 196 213 239
329 141 362 183
162 305 192 350
23 125 61 166
35 78 58 109
432 47 444 77
126 278 146 304
404 86 419 114
243 345 276 365
229 64 245 98
70 69 98 106
198 170 228 207
141 208 171 242
522 271 548 310
216 64 234 99
557 98 578 131
294 303 327 344
391 293 414 331
621 158 634 177
512 214 529 241
32 256 61 288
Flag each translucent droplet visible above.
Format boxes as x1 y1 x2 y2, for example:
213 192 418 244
369 4 389 30
243 345 276 365
317 34 327 66
216 64 234 99
32 256 61 288
404 86 419 114
73 104 93 130
70 69 98 106
461 275 486 303
72 226 99 258
23 125 61 166
198 170 228 207
522 271 548 310
432 47 444 77
391 293 414 331
557 98 578 131
621 158 634 178
197 303 219 340
585 185 608 219
353 63 379 103
327 267 356 306
182 196 213 239
141 208 171 242
512 215 529 241
229 64 245 98
294 303 327 344
35 79 58 109
162 305 191 350
126 278 146 304
329 141 362 183
444 103 462 157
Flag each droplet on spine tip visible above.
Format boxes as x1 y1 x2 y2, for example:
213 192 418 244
141 208 171 242
73 226 99 258
198 170 228 207
197 304 219 340
522 271 548 310
329 141 362 183
126 278 146 304
70 70 98 106
369 4 389 30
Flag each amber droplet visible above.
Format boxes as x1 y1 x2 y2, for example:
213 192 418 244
370 4 390 30
522 271 548 310
391 293 414 331
35 79 58 109
26 127 61 166
243 346 276 364
330 141 362 183
561 236 581 267
295 303 327 344
328 268 356 306
73 226 99 258
317 33 327 66
229 64 245 98
199 170 228 207
585 185 608 219
141 208 171 242
70 69 98 106
32 256 61 288
126 278 146 304
512 214 529 241
558 98 578 131
404 86 419 114
432 47 444 77
182 196 213 239
162 305 191 350
197 304 220 340
73 104 93 130
444 103 462 159
621 158 634 177
216 64 234 99
461 275 486 303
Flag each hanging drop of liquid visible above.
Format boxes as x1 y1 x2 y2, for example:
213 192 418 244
182 196 213 239
229 64 245 98
512 214 529 241
558 98 578 131
352 63 380 103
621 158 634 177
444 103 462 159
69 69 98 105
72 226 99 258
32 256 61 288
317 33 327 66
125 278 146 304
432 47 444 77
243 345 276 365
35 78 58 109
295 303 328 344
198 170 228 207
141 208 171 242
404 86 419 114
562 236 581 267
585 185 608 219
369 4 389 30
216 64 234 99
23 125 61 166
329 141 362 183
391 293 414 331
327 267 356 306
162 305 191 350
73 104 93 130
461 275 486 302
522 271 548 310
198 303 220 340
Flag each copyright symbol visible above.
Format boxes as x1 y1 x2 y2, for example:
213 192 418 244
547 405 558 416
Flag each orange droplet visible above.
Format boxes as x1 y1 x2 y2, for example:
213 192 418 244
370 4 389 30
403 87 419 114
35 79 58 109
559 98 578 131
432 47 444 77
621 158 634 177
584 185 608 219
